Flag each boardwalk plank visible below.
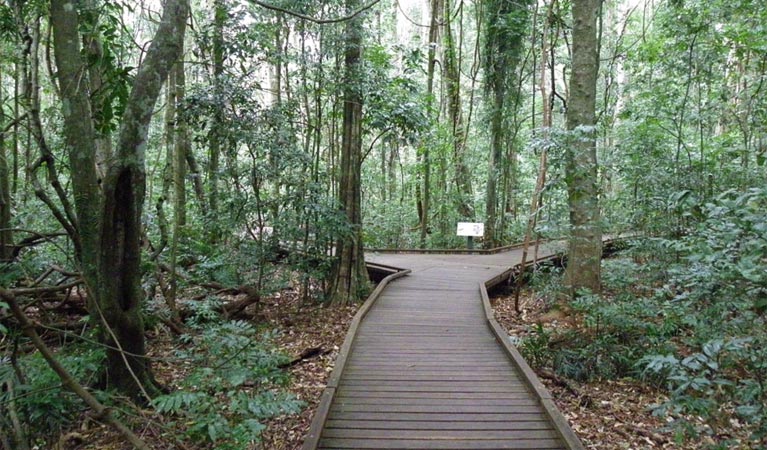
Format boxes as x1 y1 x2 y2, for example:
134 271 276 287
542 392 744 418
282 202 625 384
328 412 552 421
331 404 545 414
323 420 555 430
322 429 559 440
318 438 565 449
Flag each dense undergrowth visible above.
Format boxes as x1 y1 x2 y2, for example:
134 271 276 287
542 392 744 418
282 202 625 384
520 188 767 449
0 295 304 449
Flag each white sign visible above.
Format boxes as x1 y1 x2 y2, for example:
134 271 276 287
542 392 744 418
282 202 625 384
456 222 484 237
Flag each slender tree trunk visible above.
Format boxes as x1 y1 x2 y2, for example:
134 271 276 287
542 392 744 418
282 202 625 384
208 0 225 242
444 0 474 220
483 0 531 247
330 0 368 306
51 0 189 400
173 62 188 227
0 64 11 262
12 62 20 196
565 0 602 295
419 0 442 248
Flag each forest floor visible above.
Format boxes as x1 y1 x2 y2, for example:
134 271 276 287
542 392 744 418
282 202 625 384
492 289 699 450
68 279 700 450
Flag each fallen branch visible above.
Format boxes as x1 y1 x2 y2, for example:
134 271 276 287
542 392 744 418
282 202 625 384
12 280 83 296
538 368 591 407
6 231 69 259
278 346 328 369
189 283 260 319
0 288 151 450
221 285 260 319
618 422 668 445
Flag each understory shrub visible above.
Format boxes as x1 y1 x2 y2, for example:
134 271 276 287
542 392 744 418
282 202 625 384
0 341 106 448
153 309 303 449
519 189 767 447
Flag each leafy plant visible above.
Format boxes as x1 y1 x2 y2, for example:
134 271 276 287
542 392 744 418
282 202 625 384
519 323 552 369
153 319 303 448
0 342 106 447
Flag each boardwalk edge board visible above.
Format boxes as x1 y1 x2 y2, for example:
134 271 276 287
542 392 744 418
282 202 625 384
479 282 587 450
302 266 411 450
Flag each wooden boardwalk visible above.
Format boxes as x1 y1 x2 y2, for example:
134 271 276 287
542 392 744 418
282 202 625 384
303 242 585 450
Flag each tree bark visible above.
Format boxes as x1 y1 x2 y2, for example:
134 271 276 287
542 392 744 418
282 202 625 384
51 0 189 400
207 0 226 242
565 0 602 295
419 0 442 248
483 0 531 247
0 63 12 262
444 0 474 220
329 0 368 306
173 62 188 228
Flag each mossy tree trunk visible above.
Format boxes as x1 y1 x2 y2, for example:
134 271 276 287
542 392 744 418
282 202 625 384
483 0 532 247
50 0 188 400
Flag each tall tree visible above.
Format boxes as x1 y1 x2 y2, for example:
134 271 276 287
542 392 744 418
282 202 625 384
565 0 602 294
50 0 189 399
207 0 226 242
444 0 474 220
483 0 531 247
329 0 368 305
0 63 11 262
419 0 443 248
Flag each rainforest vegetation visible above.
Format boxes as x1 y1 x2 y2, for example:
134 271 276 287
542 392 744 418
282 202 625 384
0 0 765 448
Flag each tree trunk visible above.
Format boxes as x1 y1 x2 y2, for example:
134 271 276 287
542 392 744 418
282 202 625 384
483 0 531 247
565 0 602 295
444 0 474 221
51 0 188 400
173 62 188 228
207 0 226 242
329 0 368 306
0 62 12 262
419 0 442 248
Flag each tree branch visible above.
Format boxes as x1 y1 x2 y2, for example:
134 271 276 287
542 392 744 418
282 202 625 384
250 0 382 24
0 288 151 450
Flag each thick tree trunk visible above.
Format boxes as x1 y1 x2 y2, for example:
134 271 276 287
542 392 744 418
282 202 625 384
565 0 602 295
51 0 188 400
330 0 368 306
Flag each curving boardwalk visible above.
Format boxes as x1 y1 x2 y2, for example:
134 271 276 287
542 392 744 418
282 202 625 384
303 242 585 450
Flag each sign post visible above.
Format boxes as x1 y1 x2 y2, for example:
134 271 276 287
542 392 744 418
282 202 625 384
456 222 484 251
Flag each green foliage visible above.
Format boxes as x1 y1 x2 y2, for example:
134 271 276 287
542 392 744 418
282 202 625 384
153 318 303 448
519 323 552 369
77 0 135 134
0 343 106 447
522 188 767 445
634 189 767 444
